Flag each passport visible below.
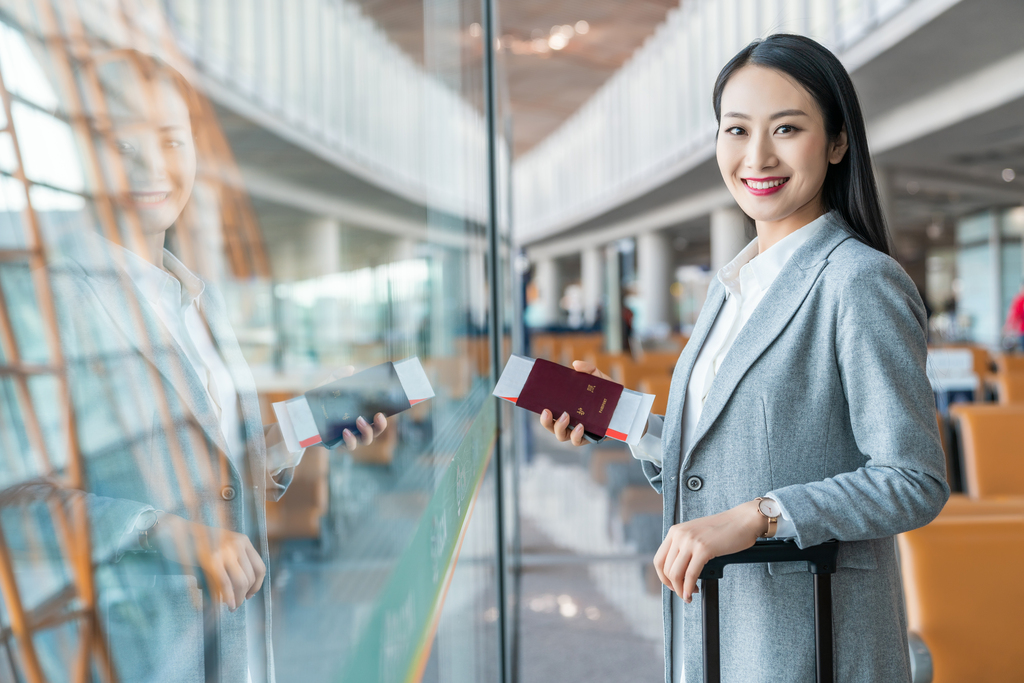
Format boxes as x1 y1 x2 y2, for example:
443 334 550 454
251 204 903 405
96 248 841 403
494 355 654 445
273 358 434 451
517 358 623 439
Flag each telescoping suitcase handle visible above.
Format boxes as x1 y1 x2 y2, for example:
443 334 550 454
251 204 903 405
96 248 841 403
698 539 840 683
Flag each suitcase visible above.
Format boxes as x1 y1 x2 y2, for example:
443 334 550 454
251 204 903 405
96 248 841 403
698 539 840 683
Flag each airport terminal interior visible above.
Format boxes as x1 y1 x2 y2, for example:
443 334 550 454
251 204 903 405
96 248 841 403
0 0 1021 681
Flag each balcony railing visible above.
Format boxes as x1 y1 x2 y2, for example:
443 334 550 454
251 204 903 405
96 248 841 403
166 0 493 223
512 0 914 242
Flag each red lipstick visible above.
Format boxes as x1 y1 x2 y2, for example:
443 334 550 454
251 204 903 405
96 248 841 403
741 177 789 196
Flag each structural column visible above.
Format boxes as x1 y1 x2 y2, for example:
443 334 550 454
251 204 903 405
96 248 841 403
711 206 748 271
636 230 673 338
307 217 341 276
604 245 623 352
580 246 603 328
533 257 561 327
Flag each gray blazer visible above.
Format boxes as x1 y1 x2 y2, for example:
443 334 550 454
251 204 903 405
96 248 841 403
643 213 949 683
46 237 291 683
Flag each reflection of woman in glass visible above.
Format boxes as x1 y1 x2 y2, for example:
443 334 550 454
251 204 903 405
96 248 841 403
541 36 948 681
50 51 386 682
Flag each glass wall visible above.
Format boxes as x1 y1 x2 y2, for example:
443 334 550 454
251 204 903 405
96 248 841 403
0 1 514 682
954 208 1024 346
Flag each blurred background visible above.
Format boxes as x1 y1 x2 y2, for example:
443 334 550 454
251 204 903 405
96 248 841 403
0 0 1022 682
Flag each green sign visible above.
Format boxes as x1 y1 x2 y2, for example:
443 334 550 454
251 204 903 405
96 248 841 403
337 397 497 683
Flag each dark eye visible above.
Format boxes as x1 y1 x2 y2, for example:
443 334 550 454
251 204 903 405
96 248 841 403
724 126 745 136
164 139 184 149
115 140 134 154
776 124 798 134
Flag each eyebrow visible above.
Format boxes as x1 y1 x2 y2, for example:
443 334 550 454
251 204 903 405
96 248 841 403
722 109 809 120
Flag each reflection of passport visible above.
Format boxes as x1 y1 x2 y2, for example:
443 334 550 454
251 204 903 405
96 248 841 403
516 359 623 440
305 363 410 449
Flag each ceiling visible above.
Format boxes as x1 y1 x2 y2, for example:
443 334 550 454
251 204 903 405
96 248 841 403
349 0 678 157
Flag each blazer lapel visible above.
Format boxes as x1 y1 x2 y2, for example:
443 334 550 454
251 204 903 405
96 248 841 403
198 282 268 482
681 219 852 469
72 247 231 458
661 282 726 483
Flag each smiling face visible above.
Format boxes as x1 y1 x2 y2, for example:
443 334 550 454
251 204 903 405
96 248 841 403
109 77 196 237
716 65 847 242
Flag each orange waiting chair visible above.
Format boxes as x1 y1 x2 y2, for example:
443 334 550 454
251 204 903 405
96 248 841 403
898 513 1024 683
995 373 1024 404
266 447 329 542
948 404 1024 499
993 353 1024 375
639 376 673 415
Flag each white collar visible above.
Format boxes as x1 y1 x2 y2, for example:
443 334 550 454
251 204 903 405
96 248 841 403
115 242 205 315
717 211 832 298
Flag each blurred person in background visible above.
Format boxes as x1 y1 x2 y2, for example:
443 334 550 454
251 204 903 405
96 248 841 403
47 50 387 683
1004 280 1024 351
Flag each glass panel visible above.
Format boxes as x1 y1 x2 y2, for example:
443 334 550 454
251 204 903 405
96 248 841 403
0 132 17 174
10 103 85 193
0 21 59 110
0 174 28 248
0 2 511 682
0 262 49 364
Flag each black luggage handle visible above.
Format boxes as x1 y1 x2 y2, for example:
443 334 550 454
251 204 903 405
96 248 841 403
697 540 840 683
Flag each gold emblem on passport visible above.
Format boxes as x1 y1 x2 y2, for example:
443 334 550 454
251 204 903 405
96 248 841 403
576 407 585 416
587 384 595 393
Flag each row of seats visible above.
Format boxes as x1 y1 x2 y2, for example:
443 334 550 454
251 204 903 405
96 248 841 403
899 392 1024 682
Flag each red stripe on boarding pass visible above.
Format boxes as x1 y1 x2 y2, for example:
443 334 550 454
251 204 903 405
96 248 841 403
499 396 517 403
409 398 427 405
299 434 323 448
605 429 627 441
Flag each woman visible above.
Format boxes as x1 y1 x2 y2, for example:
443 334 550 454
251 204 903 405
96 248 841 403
540 34 948 682
48 51 387 682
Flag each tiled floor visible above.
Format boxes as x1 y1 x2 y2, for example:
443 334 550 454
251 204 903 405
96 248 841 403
517 435 663 683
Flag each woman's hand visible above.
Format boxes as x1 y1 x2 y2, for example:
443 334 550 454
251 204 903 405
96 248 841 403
316 366 389 450
150 514 266 611
341 412 388 450
653 501 766 603
538 360 611 447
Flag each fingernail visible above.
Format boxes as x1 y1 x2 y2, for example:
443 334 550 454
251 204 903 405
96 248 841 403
343 429 353 439
560 412 569 422
357 416 368 428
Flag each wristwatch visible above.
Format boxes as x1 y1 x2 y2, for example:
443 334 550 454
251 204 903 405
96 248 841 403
137 510 160 552
755 497 780 538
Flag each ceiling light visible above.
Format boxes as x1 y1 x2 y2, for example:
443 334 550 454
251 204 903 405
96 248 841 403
1003 168 1016 182
575 20 590 34
531 38 550 53
559 24 575 38
469 23 481 37
548 33 569 50
906 180 920 195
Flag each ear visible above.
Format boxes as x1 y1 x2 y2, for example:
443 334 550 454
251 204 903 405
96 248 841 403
829 125 849 165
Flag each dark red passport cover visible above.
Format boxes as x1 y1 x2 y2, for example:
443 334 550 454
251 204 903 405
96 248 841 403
516 358 624 439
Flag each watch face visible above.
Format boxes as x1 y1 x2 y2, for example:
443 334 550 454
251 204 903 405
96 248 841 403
137 510 159 531
758 498 780 518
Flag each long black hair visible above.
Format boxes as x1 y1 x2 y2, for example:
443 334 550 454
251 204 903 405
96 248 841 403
712 34 892 257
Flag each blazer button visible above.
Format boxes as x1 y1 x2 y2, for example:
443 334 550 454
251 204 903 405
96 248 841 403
686 476 703 491
221 486 237 501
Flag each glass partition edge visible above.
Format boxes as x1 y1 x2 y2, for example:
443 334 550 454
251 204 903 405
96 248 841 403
336 397 498 683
